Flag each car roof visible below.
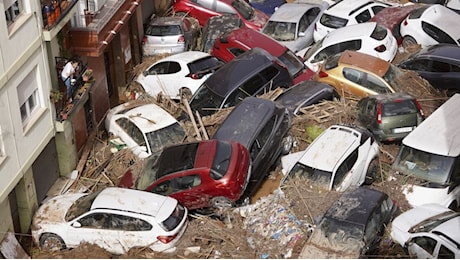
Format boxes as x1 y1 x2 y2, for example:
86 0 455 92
205 47 279 96
110 102 178 133
91 187 177 217
269 3 320 22
431 216 460 247
275 80 334 108
322 22 377 44
325 187 387 225
363 92 416 103
157 51 212 64
407 43 460 62
325 0 380 16
148 16 185 26
369 5 420 29
298 124 361 172
212 97 279 148
339 50 390 77
223 27 288 56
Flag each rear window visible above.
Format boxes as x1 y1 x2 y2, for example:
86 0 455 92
382 99 419 116
370 24 388 41
408 6 428 19
210 141 232 180
161 203 185 231
320 13 348 29
324 53 341 70
277 50 305 78
146 25 182 36
187 56 223 74
421 21 456 45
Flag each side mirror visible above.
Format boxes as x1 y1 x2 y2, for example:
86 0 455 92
71 222 82 228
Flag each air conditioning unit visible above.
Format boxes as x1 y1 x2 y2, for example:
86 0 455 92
87 0 108 13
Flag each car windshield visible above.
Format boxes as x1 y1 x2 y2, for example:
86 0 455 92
304 37 324 60
286 162 332 190
210 141 232 180
190 83 225 114
232 0 255 20
320 13 348 29
393 145 455 185
310 217 364 254
278 50 305 77
263 21 297 41
65 190 103 222
146 122 186 154
146 25 182 36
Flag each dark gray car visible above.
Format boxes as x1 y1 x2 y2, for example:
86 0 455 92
212 97 292 202
357 93 425 143
189 47 293 116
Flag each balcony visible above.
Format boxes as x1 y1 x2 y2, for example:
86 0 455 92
42 0 79 41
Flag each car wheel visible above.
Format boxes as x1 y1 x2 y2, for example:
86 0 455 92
39 233 66 251
281 135 293 155
210 196 233 209
180 87 193 101
365 158 380 185
402 36 417 48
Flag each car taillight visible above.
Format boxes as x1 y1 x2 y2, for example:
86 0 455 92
142 36 147 45
188 73 201 79
403 20 408 26
318 71 328 78
157 234 178 244
177 35 185 43
377 103 382 124
415 99 425 118
374 44 386 52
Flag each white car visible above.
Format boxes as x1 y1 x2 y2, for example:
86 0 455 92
390 203 460 258
31 187 188 255
261 1 329 52
280 124 380 192
399 4 460 48
135 51 223 100
299 22 397 72
105 101 186 159
313 0 393 42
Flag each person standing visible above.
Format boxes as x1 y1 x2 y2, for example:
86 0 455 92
61 59 78 103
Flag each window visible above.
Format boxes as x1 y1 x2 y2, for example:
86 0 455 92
438 244 455 259
355 9 371 23
4 0 24 27
411 236 437 255
17 69 41 128
115 118 146 147
333 149 359 188
422 22 456 45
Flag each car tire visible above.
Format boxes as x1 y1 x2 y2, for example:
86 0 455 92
365 158 379 185
210 196 233 209
39 233 66 251
402 36 417 48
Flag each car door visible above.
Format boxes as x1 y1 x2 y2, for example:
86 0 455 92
427 60 460 89
148 61 184 98
407 234 441 258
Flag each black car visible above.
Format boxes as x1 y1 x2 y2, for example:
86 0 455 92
274 80 339 115
212 97 292 202
300 187 398 258
189 47 293 117
200 14 243 53
398 43 460 96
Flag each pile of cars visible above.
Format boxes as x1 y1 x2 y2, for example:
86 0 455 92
32 0 460 256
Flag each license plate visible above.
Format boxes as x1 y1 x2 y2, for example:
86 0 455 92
393 127 413 133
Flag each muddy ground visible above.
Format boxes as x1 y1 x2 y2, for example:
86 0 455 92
27 44 449 259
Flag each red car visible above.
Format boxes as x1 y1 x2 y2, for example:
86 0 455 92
211 27 315 83
119 140 251 211
172 0 268 30
369 5 421 46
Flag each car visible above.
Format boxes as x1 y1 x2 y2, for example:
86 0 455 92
357 93 425 143
211 27 315 83
142 16 200 56
369 4 421 46
172 0 269 30
200 14 243 53
281 124 380 192
118 139 251 211
261 1 329 52
392 94 460 210
446 0 460 14
248 0 287 15
274 80 339 115
105 101 186 159
299 187 398 258
189 47 293 117
31 187 188 255
399 4 460 48
390 203 460 258
315 50 404 98
135 51 223 100
313 0 393 42
212 97 292 201
397 43 460 95
300 22 398 72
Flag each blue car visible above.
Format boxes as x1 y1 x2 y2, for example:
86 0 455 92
248 0 286 15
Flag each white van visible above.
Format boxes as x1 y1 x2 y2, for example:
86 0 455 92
392 94 460 210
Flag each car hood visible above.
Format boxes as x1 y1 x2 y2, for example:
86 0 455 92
390 203 450 246
33 193 86 226
402 184 451 208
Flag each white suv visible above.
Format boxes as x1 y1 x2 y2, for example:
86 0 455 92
313 0 393 42
281 124 380 192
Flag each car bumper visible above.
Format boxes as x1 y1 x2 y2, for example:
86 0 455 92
142 45 185 56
